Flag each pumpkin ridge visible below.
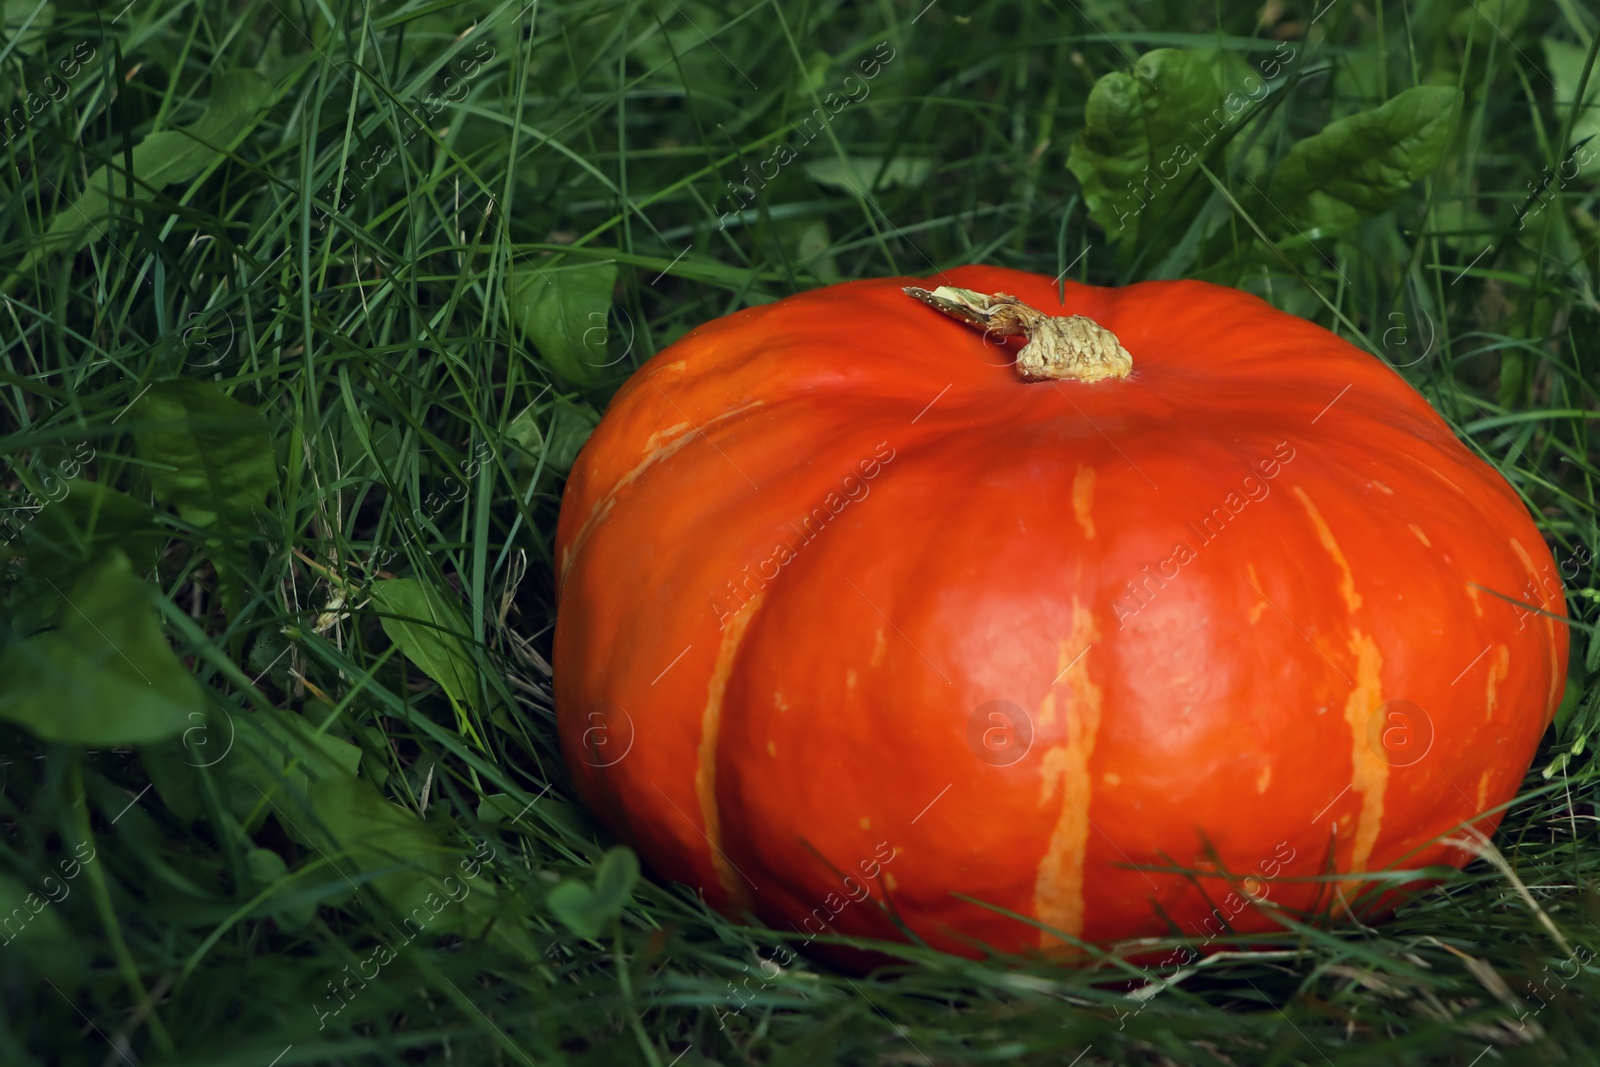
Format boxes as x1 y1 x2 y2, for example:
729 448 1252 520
1033 596 1103 950
696 590 764 910
560 398 767 588
1340 631 1388 888
1484 645 1511 721
1072 465 1096 539
1293 486 1363 613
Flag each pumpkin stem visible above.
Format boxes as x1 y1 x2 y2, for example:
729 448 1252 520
902 285 1133 383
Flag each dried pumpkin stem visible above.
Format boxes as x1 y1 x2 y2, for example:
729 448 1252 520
903 285 1133 384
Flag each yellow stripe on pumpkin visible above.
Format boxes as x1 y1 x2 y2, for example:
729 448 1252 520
1293 487 1362 613
1072 465 1096 539
1485 645 1510 721
1342 631 1387 879
696 591 763 909
1034 600 1102 949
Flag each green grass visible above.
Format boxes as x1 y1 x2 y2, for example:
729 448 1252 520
3 0 1600 1063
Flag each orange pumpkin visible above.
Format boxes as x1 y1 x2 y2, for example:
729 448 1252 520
552 266 1568 962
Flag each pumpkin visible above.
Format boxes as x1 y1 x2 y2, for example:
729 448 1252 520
552 265 1568 962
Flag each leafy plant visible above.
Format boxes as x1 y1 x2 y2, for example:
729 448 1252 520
1 0 1598 1064
546 846 640 940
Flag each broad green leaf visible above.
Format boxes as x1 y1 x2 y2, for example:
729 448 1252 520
804 156 932 191
23 480 166 588
259 767 537 959
356 724 391 788
139 728 207 824
1263 85 1457 239
244 847 288 884
247 627 294 693
476 793 530 826
232 709 363 804
1544 37 1600 178
244 847 315 927
510 260 618 386
143 706 359 829
0 550 205 744
1066 49 1245 261
302 775 498 938
1426 196 1495 253
298 775 440 880
1451 0 1528 38
546 846 639 939
25 70 274 264
507 395 599 482
133 378 276 532
793 218 841 280
594 845 639 901
368 578 478 708
338 416 404 480
0 872 82 986
1424 2 1532 92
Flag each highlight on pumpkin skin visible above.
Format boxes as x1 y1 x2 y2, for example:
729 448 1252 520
902 284 1134 383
